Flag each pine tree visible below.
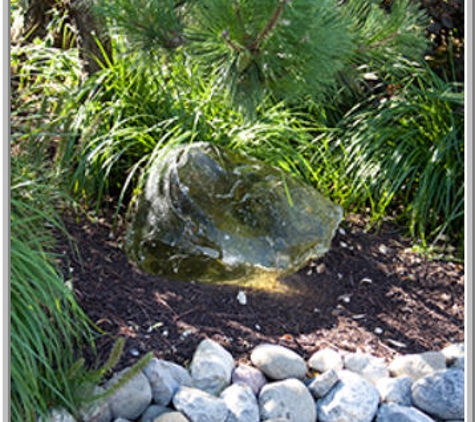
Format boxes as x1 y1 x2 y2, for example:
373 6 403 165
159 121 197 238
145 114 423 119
95 0 428 110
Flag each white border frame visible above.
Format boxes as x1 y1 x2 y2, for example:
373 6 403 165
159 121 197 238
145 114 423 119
2 1 473 420
2 1 10 420
464 0 473 420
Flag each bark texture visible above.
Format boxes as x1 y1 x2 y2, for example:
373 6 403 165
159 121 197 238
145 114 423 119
20 0 112 75
69 0 113 75
22 0 58 42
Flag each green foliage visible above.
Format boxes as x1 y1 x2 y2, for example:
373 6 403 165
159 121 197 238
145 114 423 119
13 0 463 258
56 40 463 251
71 337 153 408
96 0 188 53
10 153 94 422
11 37 83 162
58 47 322 213
10 146 153 421
95 0 429 111
334 0 429 99
342 0 429 64
335 62 464 247
186 0 352 107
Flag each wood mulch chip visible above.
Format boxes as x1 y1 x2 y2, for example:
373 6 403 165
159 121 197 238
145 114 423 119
54 210 464 373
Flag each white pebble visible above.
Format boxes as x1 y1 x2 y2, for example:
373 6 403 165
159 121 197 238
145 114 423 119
237 290 247 305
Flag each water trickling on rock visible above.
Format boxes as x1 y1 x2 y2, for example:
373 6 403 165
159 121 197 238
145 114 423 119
126 142 342 284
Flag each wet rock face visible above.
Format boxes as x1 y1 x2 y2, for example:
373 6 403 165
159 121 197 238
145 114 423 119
126 142 342 283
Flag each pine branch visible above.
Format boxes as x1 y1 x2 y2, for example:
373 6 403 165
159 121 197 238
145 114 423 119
100 0 428 111
233 2 249 42
356 29 400 52
249 0 289 52
222 29 243 52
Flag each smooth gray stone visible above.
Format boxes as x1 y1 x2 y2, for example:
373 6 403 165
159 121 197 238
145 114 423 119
173 386 229 422
317 370 380 422
220 383 259 422
140 405 173 422
376 403 436 422
258 378 316 422
263 420 293 422
307 369 339 398
190 339 235 395
308 348 343 373
79 386 112 422
343 352 389 384
126 142 342 283
105 368 152 421
250 344 307 380
441 343 464 366
388 352 446 380
411 369 464 420
39 408 77 422
154 412 189 422
451 356 464 370
143 358 192 406
264 420 293 422
232 364 267 396
376 376 414 406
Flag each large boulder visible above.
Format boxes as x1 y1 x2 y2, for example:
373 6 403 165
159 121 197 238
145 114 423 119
126 142 342 283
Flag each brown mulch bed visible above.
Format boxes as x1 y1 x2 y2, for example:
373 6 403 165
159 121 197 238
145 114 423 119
55 210 464 372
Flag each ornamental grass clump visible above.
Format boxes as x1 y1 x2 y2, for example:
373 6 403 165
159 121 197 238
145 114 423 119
57 47 319 212
10 153 94 422
337 63 464 247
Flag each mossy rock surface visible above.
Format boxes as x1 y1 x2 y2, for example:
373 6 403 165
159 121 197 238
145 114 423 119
126 142 342 283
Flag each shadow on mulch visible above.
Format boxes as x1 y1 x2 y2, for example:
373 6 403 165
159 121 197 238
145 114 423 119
55 210 464 372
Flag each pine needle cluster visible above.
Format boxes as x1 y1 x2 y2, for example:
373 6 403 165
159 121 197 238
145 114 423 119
95 0 429 110
185 0 352 106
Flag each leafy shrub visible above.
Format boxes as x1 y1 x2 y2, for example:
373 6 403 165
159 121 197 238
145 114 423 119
332 62 464 247
11 35 83 162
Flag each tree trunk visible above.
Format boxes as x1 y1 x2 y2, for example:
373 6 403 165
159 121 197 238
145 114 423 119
20 0 113 75
68 0 113 75
21 0 57 42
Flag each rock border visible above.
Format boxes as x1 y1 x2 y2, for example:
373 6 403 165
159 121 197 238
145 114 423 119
45 340 465 422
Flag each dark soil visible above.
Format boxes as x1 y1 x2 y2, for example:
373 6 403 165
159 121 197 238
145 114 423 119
55 210 464 372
